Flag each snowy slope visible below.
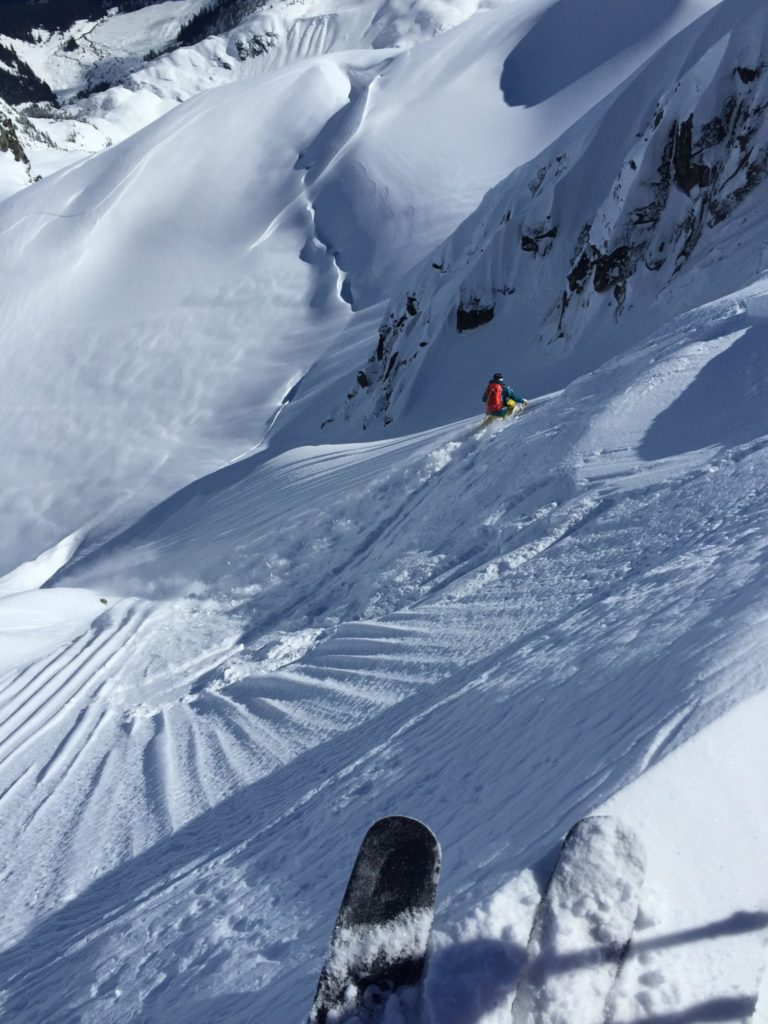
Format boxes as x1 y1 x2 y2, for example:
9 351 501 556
338 0 768 434
2 1 768 1023
5 0 488 160
604 691 768 1023
5 0 210 99
0 0 709 576
0 97 42 198
3 279 768 1021
0 0 737 577
5 0 726 187
0 51 362 576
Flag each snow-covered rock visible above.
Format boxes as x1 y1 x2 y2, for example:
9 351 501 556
340 0 768 433
0 96 53 198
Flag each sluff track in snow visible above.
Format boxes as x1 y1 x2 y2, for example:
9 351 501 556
1 1 768 1023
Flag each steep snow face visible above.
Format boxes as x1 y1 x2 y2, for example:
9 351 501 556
2 0 480 190
0 55 359 575
2 281 768 1023
0 0 672 575
338 0 768 434
3 2 768 1021
5 0 485 154
7 0 724 186
9 0 481 101
0 0 740 576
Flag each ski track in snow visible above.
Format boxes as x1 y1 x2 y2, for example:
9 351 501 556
3 2 768 1022
2 293 768 1021
1 0 733 575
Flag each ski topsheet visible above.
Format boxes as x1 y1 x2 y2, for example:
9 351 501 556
307 815 441 1024
510 815 646 1024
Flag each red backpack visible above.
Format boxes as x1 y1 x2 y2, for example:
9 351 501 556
485 381 503 413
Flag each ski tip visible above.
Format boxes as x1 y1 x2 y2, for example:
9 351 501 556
363 815 439 846
559 815 647 877
564 814 641 843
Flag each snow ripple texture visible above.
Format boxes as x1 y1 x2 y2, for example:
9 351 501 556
2 299 768 1022
1 1 768 1023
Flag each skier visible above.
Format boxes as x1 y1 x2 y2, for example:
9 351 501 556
482 372 527 423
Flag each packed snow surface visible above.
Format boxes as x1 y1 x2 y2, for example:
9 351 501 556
1 0 768 1022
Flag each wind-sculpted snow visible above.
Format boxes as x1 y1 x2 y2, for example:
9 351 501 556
0 54 358 575
0 2 536 573
2 287 768 1021
2 2 768 1022
0 0 733 572
6 0 486 152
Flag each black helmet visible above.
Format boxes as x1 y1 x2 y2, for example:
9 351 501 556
492 372 504 382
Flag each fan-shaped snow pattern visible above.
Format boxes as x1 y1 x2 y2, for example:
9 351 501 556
3 285 768 1020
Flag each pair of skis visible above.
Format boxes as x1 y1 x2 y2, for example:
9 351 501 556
478 403 527 431
306 815 645 1023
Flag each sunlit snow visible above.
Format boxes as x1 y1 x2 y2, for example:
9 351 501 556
1 1 767 1022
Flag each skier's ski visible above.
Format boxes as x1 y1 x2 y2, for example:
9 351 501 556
510 815 645 1024
476 403 528 432
307 815 441 1024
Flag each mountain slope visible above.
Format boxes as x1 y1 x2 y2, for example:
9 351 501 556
2 279 768 1022
336 0 768 434
2 2 768 1023
0 51 359 574
0 0 736 576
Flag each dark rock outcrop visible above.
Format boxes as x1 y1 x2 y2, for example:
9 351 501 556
0 43 56 106
0 113 30 166
556 76 768 334
736 65 762 84
520 224 557 255
456 300 495 332
235 32 276 60
673 116 710 194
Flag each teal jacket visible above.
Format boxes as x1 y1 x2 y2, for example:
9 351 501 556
502 385 525 404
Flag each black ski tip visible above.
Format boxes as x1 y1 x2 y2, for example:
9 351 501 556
339 816 441 928
361 815 440 852
307 816 441 1024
